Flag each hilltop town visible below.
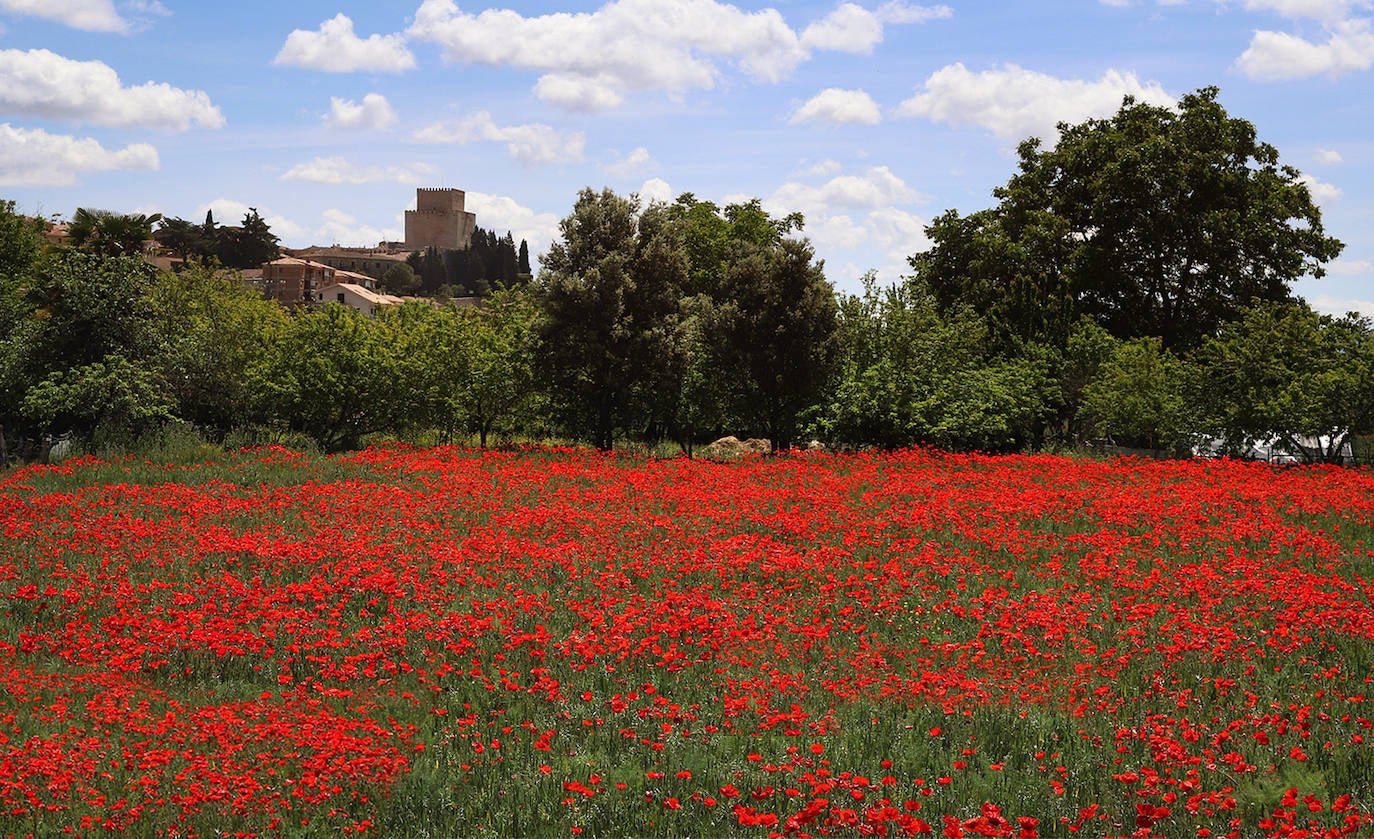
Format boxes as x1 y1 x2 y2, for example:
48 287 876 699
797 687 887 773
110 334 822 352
40 187 530 318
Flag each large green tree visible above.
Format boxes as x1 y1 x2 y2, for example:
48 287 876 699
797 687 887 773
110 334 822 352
912 87 1343 352
1193 301 1374 463
537 188 686 450
713 237 839 451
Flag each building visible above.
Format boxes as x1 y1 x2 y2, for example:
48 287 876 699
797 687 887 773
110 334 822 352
315 282 406 317
404 188 476 251
289 246 411 278
259 256 335 306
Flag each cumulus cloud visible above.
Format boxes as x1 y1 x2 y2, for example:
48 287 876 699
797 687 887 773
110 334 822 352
1315 147 1344 163
637 177 674 205
0 123 157 186
790 88 882 125
896 63 1175 142
768 166 921 216
275 13 415 73
0 48 224 130
801 159 844 177
413 111 585 164
316 208 403 247
325 93 398 130
605 146 653 175
1307 294 1374 317
409 0 941 110
0 0 126 32
1241 0 1366 22
1326 258 1374 275
801 3 885 52
280 156 437 184
1236 18 1374 79
1297 172 1343 202
464 191 562 264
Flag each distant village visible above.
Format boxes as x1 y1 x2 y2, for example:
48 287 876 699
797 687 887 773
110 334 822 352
41 187 523 318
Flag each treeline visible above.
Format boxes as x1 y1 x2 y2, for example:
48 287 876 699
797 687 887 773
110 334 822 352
401 228 532 297
1 87 1370 462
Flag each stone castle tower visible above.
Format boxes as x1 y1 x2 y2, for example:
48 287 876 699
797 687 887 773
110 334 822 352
404 188 476 251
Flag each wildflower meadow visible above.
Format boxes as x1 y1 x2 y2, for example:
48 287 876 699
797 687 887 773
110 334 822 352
0 445 1371 837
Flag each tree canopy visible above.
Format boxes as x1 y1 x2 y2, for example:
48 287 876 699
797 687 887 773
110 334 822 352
911 87 1344 352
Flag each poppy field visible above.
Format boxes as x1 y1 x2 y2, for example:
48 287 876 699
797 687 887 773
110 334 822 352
1 445 1372 838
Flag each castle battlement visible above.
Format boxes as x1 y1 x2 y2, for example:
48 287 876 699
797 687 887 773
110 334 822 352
405 188 475 250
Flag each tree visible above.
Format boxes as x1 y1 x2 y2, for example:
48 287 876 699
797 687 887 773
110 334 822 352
713 237 839 451
670 194 802 298
1080 337 1196 453
217 208 280 269
153 217 210 264
912 87 1344 352
147 265 288 432
537 188 686 450
380 262 420 295
1193 301 1374 463
253 304 397 452
68 208 162 258
827 275 1056 452
517 239 532 280
0 201 44 285
453 291 539 447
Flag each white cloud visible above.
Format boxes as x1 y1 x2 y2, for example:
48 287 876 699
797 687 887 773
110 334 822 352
637 176 674 204
1325 258 1374 275
801 3 884 52
768 165 921 215
605 146 653 175
791 88 882 125
325 93 398 130
0 48 224 130
800 2 950 53
1316 147 1344 163
810 213 867 249
275 13 415 73
0 0 126 32
464 191 561 263
316 208 402 247
198 199 306 241
409 0 806 110
280 156 437 185
0 123 157 186
1241 0 1366 22
1236 18 1374 79
876 1 953 23
413 111 585 164
866 206 930 257
1297 172 1342 202
896 63 1175 142
1307 294 1374 318
801 159 844 177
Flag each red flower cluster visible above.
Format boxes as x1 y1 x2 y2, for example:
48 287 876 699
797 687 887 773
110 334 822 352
0 446 1370 835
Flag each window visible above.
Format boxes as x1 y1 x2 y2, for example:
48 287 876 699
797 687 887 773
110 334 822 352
337 292 345 303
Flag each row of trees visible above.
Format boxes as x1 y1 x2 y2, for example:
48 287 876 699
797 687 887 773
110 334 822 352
0 87 1369 461
401 228 533 297
153 209 282 269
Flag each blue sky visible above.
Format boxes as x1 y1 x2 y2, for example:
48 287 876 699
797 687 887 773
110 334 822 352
1 0 1372 314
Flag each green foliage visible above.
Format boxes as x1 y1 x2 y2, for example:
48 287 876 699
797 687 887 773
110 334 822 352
147 265 288 431
912 87 1343 352
537 188 687 450
215 208 281 269
254 304 398 452
0 200 44 281
1193 301 1374 462
67 208 162 258
1080 337 1196 452
712 237 838 450
827 275 1056 451
21 354 175 438
380 262 420 295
